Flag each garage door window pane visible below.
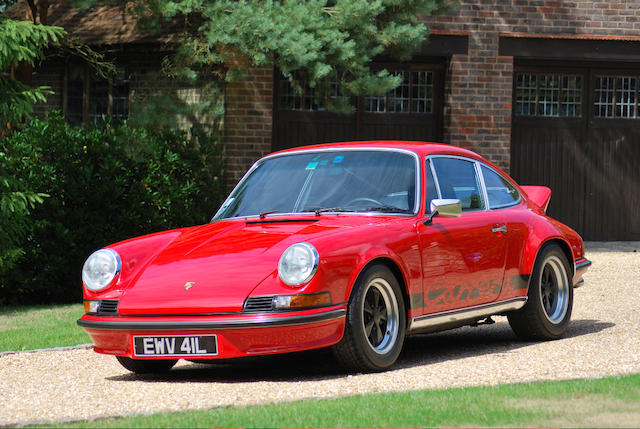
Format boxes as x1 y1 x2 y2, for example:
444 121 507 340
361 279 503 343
432 158 484 211
388 71 409 113
516 74 536 116
365 70 433 114
561 76 582 117
411 71 433 113
516 73 582 118
594 76 639 119
538 75 560 116
481 165 520 209
594 76 615 118
616 77 636 118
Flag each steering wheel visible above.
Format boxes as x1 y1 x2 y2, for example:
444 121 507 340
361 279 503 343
346 197 384 207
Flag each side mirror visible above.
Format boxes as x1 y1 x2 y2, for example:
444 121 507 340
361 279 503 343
424 198 462 225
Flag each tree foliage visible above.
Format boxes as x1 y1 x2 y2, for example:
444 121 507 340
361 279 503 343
0 18 66 130
109 0 454 110
0 18 63 275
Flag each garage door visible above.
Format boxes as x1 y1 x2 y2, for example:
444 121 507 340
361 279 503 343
272 62 444 152
511 62 640 240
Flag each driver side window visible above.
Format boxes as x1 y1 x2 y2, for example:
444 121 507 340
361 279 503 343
431 157 485 211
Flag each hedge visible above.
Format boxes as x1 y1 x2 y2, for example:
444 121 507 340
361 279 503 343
0 112 225 305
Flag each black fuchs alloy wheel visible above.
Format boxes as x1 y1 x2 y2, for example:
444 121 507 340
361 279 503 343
333 264 406 372
508 244 573 340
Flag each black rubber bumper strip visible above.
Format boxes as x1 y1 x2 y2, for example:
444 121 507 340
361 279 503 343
576 259 592 270
77 308 346 330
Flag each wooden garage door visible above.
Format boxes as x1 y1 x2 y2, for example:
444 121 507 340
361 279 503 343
511 63 640 240
272 62 444 152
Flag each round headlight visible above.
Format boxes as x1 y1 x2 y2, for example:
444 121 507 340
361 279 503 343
278 242 319 286
82 248 121 291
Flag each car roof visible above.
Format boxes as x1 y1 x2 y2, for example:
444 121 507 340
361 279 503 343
270 141 484 161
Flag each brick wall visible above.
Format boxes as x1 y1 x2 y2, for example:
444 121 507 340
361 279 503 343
421 0 640 172
223 67 273 189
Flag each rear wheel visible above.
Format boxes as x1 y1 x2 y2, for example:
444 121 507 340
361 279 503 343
116 356 178 374
508 244 573 340
333 264 406 372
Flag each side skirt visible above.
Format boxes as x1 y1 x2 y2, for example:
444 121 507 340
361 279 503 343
407 297 527 334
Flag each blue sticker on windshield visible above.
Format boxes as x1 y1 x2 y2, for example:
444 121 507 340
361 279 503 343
333 156 344 163
306 162 319 170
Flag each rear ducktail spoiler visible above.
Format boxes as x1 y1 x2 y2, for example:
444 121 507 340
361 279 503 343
521 186 552 213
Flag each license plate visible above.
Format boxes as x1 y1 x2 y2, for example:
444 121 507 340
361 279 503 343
133 335 218 357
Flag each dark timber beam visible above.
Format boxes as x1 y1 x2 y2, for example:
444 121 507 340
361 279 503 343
500 36 640 61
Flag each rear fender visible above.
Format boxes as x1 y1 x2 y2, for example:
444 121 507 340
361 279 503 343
521 235 575 281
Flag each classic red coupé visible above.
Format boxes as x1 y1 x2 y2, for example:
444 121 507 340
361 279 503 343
78 141 590 373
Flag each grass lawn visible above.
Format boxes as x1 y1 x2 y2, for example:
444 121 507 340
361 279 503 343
0 303 89 352
42 373 640 428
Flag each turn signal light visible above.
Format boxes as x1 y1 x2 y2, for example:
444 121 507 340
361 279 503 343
83 300 100 313
273 292 331 310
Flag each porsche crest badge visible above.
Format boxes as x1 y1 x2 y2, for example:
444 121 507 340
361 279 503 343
184 281 196 290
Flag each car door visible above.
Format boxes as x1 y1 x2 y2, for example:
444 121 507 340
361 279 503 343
417 156 508 314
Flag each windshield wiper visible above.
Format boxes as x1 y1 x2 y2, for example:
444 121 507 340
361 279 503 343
361 206 413 214
313 207 356 216
259 210 280 219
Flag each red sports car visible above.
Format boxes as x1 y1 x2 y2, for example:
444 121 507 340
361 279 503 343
78 141 591 373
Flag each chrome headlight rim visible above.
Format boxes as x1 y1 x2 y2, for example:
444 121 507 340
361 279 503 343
278 242 319 287
82 248 121 292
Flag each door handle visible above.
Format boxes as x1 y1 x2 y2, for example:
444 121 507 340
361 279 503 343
491 224 507 234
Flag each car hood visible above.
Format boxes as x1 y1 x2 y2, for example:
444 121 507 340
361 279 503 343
116 216 375 315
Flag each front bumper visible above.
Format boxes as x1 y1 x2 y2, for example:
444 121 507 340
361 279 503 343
78 306 346 359
573 258 592 288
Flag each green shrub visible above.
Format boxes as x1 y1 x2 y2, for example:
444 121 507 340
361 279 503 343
0 174 47 276
0 112 224 305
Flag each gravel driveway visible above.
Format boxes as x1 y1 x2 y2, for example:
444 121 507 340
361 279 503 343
1 242 639 426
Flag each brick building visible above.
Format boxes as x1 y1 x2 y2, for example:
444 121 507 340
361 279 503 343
12 0 640 240
229 1 640 241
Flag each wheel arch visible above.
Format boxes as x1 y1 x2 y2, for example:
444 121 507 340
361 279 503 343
349 257 409 323
525 238 575 288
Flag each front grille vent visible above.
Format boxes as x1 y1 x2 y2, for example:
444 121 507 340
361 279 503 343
98 300 119 314
244 296 274 313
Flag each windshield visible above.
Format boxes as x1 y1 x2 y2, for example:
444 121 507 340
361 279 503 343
214 150 418 220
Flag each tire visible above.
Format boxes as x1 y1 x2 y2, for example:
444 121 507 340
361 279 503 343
508 244 573 340
116 356 178 374
333 264 406 372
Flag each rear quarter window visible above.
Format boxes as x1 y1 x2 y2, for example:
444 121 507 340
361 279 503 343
481 165 520 209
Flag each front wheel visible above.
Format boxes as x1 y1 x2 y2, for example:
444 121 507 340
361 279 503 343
333 264 406 372
508 244 573 340
116 356 178 374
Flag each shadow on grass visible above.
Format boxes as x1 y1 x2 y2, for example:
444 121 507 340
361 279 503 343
105 318 614 384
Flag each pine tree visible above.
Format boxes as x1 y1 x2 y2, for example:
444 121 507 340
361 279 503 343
0 18 59 273
0 18 65 131
134 0 454 109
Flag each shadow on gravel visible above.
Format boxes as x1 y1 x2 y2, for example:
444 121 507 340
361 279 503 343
396 319 615 369
106 319 614 384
